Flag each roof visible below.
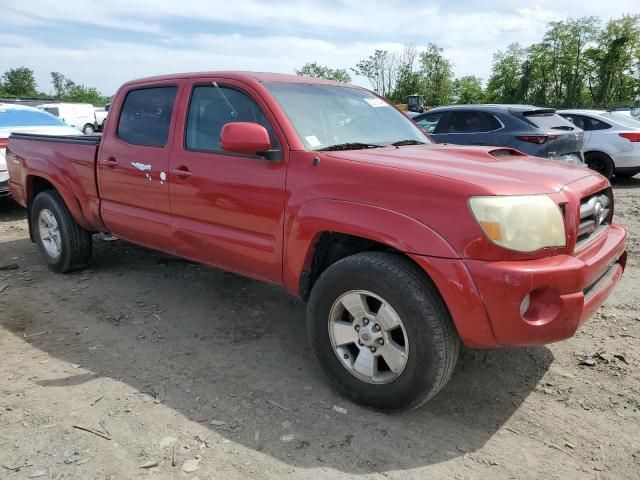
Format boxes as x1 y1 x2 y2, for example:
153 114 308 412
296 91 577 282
0 102 41 112
427 104 551 113
122 71 354 88
557 109 606 115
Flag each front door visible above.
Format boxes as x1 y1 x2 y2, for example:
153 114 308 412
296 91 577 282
97 83 181 251
168 79 288 283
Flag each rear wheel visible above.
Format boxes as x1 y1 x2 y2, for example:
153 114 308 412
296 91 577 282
83 124 95 135
307 252 459 411
585 152 614 179
31 191 92 272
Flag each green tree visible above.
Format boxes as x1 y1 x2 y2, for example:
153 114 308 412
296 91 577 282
389 44 423 103
2 67 38 97
485 43 526 103
352 50 397 97
541 17 599 107
453 75 485 104
295 62 352 83
49 72 110 106
419 43 454 106
586 15 640 107
51 71 66 97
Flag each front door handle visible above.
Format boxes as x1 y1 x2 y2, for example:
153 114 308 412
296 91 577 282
171 167 194 179
103 157 118 168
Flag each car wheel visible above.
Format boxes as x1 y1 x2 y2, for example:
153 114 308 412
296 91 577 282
307 252 459 411
615 169 640 179
585 152 614 179
83 124 95 135
31 190 92 273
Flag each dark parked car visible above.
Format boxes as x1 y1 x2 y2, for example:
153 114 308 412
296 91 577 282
413 105 585 164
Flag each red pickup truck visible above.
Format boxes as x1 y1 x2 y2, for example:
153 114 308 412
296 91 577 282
6 72 627 410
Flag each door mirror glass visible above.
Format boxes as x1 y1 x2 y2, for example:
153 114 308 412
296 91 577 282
220 122 271 156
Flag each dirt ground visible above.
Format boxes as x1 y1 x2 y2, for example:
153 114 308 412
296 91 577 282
0 178 639 480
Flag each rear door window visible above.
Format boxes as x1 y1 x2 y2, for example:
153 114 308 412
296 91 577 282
441 111 498 133
117 86 178 147
415 112 445 133
559 114 587 130
43 107 60 117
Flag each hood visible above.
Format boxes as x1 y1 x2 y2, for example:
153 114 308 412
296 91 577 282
326 144 599 195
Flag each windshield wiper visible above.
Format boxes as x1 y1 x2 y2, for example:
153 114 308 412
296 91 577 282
391 139 426 146
550 126 575 131
317 142 384 151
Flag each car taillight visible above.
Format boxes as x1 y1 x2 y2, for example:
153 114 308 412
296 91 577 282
0 138 8 149
516 135 559 144
619 132 640 142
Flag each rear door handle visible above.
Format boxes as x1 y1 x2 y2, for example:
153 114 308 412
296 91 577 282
171 167 194 179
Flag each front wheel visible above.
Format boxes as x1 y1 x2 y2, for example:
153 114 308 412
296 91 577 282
307 252 459 411
83 124 95 135
31 191 93 272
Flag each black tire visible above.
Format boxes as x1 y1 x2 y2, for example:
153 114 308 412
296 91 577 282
585 152 614 180
83 124 95 135
31 190 92 273
615 169 640 179
307 252 459 411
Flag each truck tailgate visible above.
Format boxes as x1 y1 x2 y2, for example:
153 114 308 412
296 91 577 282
7 133 102 229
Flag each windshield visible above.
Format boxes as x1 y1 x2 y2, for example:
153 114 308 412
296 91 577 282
601 113 640 129
0 107 67 128
264 83 430 150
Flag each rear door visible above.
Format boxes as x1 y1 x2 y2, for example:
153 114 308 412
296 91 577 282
434 110 501 146
97 82 181 251
168 78 288 282
558 113 593 144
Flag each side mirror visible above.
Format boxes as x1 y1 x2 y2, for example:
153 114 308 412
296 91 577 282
220 122 271 157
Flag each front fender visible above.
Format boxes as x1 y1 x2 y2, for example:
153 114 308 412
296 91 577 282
283 198 458 295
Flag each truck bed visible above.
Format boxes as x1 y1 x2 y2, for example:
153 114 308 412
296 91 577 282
7 132 104 230
9 132 101 145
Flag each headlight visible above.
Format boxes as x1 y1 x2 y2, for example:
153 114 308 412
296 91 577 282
469 195 566 252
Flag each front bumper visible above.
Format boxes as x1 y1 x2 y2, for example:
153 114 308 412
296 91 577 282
464 223 627 347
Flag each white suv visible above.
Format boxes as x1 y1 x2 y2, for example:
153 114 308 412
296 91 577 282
558 109 640 179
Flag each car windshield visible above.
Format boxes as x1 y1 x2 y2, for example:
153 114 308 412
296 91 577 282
264 83 430 150
602 113 640 129
0 107 67 128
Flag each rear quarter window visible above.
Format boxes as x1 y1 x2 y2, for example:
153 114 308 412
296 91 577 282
117 86 178 147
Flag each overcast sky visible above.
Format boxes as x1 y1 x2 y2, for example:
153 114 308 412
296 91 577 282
1 0 637 96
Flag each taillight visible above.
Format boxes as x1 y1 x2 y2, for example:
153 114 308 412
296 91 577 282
0 138 8 149
516 135 559 144
619 132 640 142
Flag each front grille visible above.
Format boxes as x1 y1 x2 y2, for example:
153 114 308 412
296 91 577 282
576 188 613 248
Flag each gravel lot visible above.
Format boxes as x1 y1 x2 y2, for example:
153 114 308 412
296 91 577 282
0 177 639 479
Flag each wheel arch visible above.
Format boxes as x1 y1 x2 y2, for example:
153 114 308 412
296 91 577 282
283 199 459 300
26 170 91 236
